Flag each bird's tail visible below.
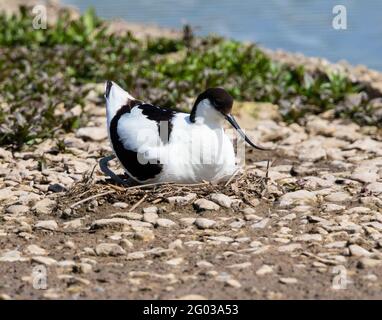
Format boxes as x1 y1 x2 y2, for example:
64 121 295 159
104 81 135 124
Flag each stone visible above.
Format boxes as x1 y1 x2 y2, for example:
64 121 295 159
227 262 252 269
278 243 302 253
323 203 345 213
196 260 214 268
351 169 378 184
256 265 273 276
156 218 177 228
127 252 145 260
325 192 352 203
76 126 107 141
32 256 57 266
357 258 382 269
112 202 129 209
142 206 158 214
225 279 242 288
279 190 317 207
279 277 298 284
134 228 155 241
48 183 66 193
295 234 322 242
167 193 197 205
210 193 233 208
63 218 83 229
0 188 16 202
193 199 220 211
194 218 216 229
365 182 382 195
34 220 58 231
90 218 130 230
77 263 92 274
298 146 326 162
166 257 184 266
251 218 270 229
33 198 57 215
207 236 233 243
26 245 47 256
179 218 196 226
168 239 183 250
111 212 142 220
0 147 12 161
5 205 29 215
349 244 371 257
95 243 126 256
143 212 158 224
0 250 27 262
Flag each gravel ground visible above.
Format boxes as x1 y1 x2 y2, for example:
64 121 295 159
1 83 382 299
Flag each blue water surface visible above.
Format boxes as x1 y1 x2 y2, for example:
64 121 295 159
63 0 382 70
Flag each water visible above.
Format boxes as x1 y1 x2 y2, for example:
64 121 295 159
63 0 382 71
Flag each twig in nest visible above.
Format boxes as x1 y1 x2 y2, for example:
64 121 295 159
129 194 147 211
224 168 241 187
70 190 116 209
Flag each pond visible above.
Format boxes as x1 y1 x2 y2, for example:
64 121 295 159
63 0 382 71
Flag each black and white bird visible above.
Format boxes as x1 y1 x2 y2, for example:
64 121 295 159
105 81 267 184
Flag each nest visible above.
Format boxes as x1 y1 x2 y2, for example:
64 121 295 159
57 156 273 213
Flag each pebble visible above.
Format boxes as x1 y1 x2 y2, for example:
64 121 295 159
196 260 214 268
63 218 83 229
48 183 66 193
167 193 197 205
279 277 298 284
25 245 47 256
34 220 58 231
323 203 345 212
33 198 56 215
76 126 107 141
279 190 317 207
142 206 158 214
365 182 382 195
156 218 176 228
225 279 242 288
32 256 57 266
349 244 371 257
168 239 183 250
251 218 270 229
134 228 155 241
95 243 126 256
194 218 216 229
193 199 220 211
127 252 145 260
111 212 142 220
0 250 27 262
295 234 322 242
227 262 252 269
256 265 273 276
325 192 351 203
143 212 158 224
179 218 196 226
357 258 382 269
210 193 233 208
278 243 302 252
5 205 29 215
166 257 184 266
90 218 129 230
112 202 129 209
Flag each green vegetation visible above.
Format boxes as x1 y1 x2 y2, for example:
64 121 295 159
0 6 380 149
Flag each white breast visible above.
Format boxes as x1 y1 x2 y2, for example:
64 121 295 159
159 113 237 183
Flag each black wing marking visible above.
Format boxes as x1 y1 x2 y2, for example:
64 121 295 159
109 105 162 182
